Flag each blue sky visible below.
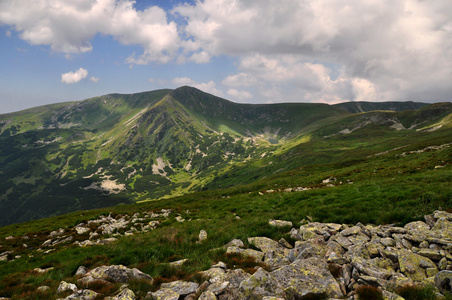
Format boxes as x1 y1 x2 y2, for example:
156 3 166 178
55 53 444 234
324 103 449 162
1 0 451 114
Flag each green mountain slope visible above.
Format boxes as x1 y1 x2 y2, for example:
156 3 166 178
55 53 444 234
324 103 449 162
0 87 450 226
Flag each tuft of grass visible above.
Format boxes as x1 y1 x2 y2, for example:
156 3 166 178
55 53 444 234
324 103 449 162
395 284 436 300
356 285 384 300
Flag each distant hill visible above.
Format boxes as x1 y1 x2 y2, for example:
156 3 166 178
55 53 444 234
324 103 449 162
334 101 428 113
0 86 451 226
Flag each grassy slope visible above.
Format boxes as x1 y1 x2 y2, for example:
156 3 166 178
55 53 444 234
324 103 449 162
0 124 450 298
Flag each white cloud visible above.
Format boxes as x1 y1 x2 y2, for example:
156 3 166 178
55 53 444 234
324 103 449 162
0 0 179 63
227 89 252 101
61 68 88 84
171 77 223 96
90 76 100 83
175 0 452 103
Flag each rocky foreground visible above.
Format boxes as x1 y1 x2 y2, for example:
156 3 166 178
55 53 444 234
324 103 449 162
3 210 452 299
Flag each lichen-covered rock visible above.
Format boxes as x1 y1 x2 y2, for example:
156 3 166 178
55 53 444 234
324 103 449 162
112 288 136 300
398 249 435 281
268 220 293 227
75 227 90 235
75 266 87 276
207 281 229 295
161 280 199 296
271 257 343 299
239 267 284 299
199 230 208 243
57 281 78 293
199 268 226 283
434 270 452 294
199 291 217 300
149 288 179 300
85 265 152 283
62 289 98 300
226 246 264 262
223 239 245 248
351 256 394 279
248 237 291 269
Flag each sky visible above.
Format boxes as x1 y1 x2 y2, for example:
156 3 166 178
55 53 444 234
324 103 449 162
0 0 451 114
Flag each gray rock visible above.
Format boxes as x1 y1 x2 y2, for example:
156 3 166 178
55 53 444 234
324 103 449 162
434 270 452 294
225 246 264 262
199 230 208 243
268 220 293 228
271 257 343 298
239 267 283 299
57 281 78 293
161 280 199 296
149 288 179 300
112 288 136 300
75 266 87 276
75 227 90 235
223 239 244 248
199 291 217 300
85 265 153 283
63 289 99 300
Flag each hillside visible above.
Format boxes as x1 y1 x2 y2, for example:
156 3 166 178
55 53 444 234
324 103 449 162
0 87 451 226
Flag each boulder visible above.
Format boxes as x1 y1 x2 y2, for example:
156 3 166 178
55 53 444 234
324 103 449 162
112 288 136 300
199 291 217 300
271 257 343 299
226 246 264 262
62 289 99 300
85 265 153 283
161 280 199 296
398 249 435 281
149 288 180 300
268 220 293 228
57 281 78 293
434 270 452 294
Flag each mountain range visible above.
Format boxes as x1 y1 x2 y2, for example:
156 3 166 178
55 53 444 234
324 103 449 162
0 86 451 226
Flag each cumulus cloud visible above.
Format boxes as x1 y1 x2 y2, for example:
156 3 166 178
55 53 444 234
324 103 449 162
171 77 223 96
90 76 100 83
0 0 179 63
175 0 452 103
61 68 88 84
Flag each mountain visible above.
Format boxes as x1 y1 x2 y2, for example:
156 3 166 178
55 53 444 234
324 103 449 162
0 86 451 226
334 101 428 113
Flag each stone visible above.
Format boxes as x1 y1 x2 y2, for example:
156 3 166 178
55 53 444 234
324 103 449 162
63 289 99 300
199 230 208 243
112 288 136 300
417 249 442 261
341 226 361 236
75 227 90 235
75 266 87 276
271 257 343 298
223 239 244 248
85 265 153 283
161 281 199 296
37 285 50 292
207 281 230 295
268 220 293 227
351 256 394 279
248 237 291 269
239 267 284 299
169 259 188 267
398 249 435 281
199 291 217 300
226 246 264 262
57 281 78 293
149 288 179 300
434 270 452 294
96 237 118 245
199 268 226 283
49 228 65 237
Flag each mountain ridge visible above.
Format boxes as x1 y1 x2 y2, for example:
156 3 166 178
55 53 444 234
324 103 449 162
0 86 451 226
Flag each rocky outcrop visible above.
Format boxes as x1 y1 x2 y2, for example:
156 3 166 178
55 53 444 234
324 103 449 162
149 211 452 299
7 211 452 299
